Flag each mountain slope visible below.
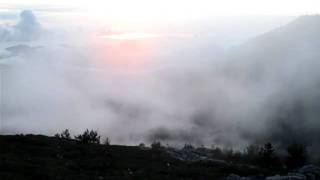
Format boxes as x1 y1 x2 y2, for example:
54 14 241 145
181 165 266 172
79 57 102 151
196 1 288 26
0 134 261 180
222 15 320 150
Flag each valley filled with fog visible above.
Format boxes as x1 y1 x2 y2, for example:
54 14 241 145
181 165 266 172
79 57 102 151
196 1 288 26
1 9 320 158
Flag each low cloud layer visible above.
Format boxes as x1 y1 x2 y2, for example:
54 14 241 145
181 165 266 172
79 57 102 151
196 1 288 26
0 10 41 42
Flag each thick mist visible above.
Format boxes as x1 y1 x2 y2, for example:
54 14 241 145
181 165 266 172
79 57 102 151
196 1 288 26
1 11 320 153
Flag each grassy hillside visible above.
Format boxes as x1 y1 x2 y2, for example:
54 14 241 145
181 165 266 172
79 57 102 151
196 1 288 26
0 134 262 180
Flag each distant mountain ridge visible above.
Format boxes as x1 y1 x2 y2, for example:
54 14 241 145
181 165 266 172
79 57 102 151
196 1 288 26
233 15 320 59
223 15 320 151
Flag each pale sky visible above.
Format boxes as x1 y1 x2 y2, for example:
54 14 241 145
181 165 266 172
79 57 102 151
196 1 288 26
0 0 318 35
1 0 320 21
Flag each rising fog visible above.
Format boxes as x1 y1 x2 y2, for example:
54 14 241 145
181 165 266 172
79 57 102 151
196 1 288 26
1 10 320 154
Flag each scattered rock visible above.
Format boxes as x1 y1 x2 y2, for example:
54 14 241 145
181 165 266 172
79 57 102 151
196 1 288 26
226 174 242 180
226 165 320 180
266 173 307 180
299 165 320 178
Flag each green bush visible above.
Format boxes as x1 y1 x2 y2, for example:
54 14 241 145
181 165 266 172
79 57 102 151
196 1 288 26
151 140 163 150
75 129 100 144
258 142 281 168
245 144 260 164
103 137 111 146
286 143 307 169
55 129 71 140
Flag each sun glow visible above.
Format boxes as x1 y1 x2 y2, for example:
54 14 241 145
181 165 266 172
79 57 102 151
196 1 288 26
102 33 159 40
92 35 156 71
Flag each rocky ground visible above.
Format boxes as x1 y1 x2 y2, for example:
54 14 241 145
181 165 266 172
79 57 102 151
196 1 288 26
226 165 320 180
